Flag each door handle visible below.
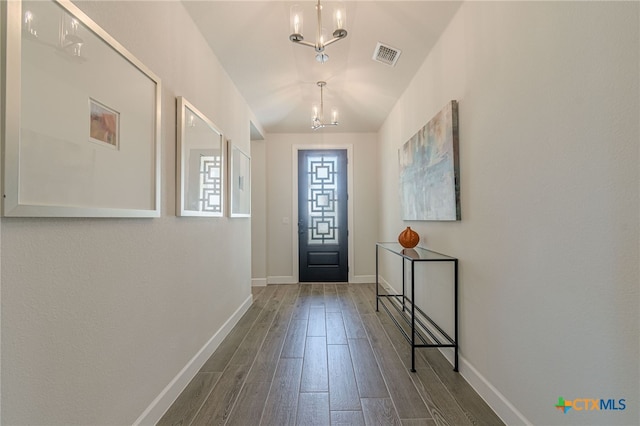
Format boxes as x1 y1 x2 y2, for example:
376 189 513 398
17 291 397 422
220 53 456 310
298 221 305 234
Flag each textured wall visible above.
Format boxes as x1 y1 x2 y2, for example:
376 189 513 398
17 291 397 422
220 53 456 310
1 1 252 424
378 2 639 425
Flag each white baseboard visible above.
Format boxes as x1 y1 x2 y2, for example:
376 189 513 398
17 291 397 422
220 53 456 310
133 294 254 426
457 356 531 425
378 275 399 293
349 274 375 284
251 278 267 287
267 276 298 284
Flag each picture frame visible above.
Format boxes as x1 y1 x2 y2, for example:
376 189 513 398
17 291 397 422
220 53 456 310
228 141 251 218
89 98 120 149
176 97 225 217
398 100 460 221
2 0 161 217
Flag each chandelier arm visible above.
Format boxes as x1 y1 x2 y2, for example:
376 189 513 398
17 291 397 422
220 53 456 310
323 36 345 47
292 40 316 48
311 122 338 130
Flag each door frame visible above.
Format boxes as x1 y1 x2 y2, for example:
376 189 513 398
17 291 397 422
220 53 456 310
292 144 354 283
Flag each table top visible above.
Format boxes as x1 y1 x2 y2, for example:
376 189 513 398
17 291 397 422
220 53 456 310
377 242 457 261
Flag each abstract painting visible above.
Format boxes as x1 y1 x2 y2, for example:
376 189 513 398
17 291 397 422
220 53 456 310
399 100 460 221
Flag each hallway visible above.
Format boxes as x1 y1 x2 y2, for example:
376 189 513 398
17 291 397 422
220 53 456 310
158 283 503 425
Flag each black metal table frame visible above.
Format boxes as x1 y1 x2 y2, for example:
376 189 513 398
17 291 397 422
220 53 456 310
375 243 458 373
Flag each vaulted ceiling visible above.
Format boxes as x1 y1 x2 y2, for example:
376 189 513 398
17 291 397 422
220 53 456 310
182 1 462 134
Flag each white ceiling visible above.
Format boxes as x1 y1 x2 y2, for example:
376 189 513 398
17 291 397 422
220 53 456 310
182 1 462 134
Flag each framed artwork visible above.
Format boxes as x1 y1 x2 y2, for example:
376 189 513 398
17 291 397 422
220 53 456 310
398 100 460 221
89 98 119 149
176 97 225 217
228 141 251 217
2 0 161 217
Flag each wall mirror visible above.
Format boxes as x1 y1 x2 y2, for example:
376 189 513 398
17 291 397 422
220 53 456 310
228 142 251 218
176 97 225 217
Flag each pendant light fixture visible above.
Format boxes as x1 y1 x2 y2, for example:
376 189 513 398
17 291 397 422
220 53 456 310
289 0 347 64
311 81 338 130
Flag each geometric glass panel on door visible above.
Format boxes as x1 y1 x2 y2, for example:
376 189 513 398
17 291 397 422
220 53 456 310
298 149 348 282
307 154 339 245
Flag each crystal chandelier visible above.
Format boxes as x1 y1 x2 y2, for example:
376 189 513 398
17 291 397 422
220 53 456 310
311 81 338 130
289 0 347 64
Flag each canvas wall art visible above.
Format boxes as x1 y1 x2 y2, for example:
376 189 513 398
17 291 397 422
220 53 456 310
399 100 460 221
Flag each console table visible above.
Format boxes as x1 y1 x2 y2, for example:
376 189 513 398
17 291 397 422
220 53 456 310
375 242 458 372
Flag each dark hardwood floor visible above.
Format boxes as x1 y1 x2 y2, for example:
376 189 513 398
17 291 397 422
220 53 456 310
157 283 503 426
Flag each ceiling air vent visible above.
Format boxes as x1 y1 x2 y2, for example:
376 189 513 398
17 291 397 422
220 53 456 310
372 42 401 67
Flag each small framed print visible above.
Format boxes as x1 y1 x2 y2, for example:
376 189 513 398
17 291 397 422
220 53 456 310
89 98 120 149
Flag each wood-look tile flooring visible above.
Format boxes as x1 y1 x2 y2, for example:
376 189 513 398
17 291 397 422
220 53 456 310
158 283 503 426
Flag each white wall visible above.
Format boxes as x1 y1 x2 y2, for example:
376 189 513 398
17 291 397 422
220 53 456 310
265 133 378 283
251 139 267 286
1 1 253 424
378 2 639 425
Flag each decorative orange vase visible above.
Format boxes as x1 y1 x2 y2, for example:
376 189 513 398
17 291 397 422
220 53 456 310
398 227 420 249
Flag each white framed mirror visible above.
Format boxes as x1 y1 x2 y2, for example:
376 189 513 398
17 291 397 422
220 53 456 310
176 97 225 217
228 141 251 218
